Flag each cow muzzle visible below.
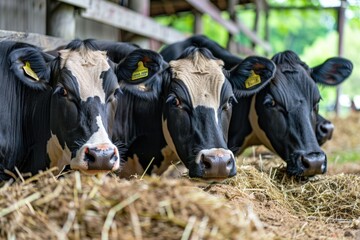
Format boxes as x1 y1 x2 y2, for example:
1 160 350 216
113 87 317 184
299 151 327 176
316 121 334 146
198 148 236 179
73 143 120 172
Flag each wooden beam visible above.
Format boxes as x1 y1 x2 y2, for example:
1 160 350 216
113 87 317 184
0 30 69 50
193 10 203 34
58 0 90 8
186 0 272 52
61 0 187 44
269 5 339 11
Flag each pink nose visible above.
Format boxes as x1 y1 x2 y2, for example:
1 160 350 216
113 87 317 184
84 145 119 171
200 151 235 178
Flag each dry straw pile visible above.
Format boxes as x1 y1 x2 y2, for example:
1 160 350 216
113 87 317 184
0 169 270 240
1 161 360 239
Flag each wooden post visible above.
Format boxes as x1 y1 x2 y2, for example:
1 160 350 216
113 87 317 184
227 0 238 53
334 0 346 116
46 1 76 40
128 0 161 50
252 0 261 50
264 1 270 57
193 10 203 34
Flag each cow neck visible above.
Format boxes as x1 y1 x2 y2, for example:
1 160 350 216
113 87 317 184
23 88 53 170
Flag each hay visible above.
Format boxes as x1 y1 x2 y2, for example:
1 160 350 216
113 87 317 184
2 162 360 239
225 160 360 222
0 170 272 240
1 114 360 239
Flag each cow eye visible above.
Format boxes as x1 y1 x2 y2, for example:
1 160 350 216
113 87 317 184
114 88 122 96
166 95 181 108
112 88 122 99
56 87 68 97
263 97 276 108
223 97 235 111
172 97 181 107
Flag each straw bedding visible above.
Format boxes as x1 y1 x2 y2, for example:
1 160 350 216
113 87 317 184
1 114 360 239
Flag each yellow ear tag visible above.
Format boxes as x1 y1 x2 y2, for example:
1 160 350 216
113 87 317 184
131 61 149 80
245 70 261 88
23 61 40 81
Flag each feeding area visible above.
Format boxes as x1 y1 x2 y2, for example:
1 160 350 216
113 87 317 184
1 114 360 239
1 1 360 239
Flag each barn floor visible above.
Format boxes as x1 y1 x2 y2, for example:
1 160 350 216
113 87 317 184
1 113 360 239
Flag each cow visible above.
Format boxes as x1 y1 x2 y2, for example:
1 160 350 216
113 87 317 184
160 35 353 176
0 39 156 181
92 40 276 179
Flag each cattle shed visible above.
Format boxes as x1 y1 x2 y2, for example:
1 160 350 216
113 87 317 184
0 0 349 109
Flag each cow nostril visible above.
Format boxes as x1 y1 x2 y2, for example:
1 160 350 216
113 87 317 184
320 125 328 133
84 148 96 163
226 158 232 167
201 155 212 170
301 156 310 169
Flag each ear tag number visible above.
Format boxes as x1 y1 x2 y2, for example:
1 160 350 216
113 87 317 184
245 70 261 88
23 61 40 81
131 61 149 80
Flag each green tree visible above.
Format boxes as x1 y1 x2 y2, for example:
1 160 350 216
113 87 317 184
301 25 360 115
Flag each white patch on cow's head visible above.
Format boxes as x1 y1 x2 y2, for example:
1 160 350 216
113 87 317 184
71 115 119 171
162 118 181 160
249 96 276 153
59 47 110 103
46 133 71 174
169 52 225 123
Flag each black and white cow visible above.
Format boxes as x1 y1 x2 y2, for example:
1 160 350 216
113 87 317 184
94 40 276 179
161 35 353 176
0 40 155 181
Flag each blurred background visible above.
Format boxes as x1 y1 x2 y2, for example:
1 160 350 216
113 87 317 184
1 0 359 118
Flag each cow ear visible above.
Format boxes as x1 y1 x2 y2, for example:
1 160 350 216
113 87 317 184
311 57 353 86
116 49 168 100
229 56 276 98
8 47 52 90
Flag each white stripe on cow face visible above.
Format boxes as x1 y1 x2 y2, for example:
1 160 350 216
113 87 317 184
162 118 181 161
169 52 225 123
71 115 117 170
47 133 71 174
249 96 276 154
59 47 110 103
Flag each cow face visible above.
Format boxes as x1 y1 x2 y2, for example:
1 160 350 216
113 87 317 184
251 51 352 176
162 47 276 179
9 40 123 174
46 41 122 174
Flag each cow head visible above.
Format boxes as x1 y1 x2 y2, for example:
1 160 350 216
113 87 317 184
104 45 275 180
162 47 276 179
8 40 127 174
46 40 123 174
250 51 352 176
